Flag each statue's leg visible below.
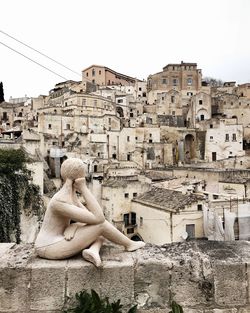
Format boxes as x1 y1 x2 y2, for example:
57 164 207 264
36 220 145 261
82 236 104 267
100 220 145 252
36 223 104 260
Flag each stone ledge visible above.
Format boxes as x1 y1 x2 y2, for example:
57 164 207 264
0 241 249 313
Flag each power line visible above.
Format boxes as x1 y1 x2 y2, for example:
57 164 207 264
0 29 81 77
0 41 69 81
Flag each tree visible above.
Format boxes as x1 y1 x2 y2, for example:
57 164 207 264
0 82 5 103
203 76 224 87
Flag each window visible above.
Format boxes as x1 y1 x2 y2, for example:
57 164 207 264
187 78 193 85
171 96 175 103
187 92 193 96
197 204 203 211
124 213 129 226
112 153 117 159
142 92 146 97
131 212 136 225
162 78 167 84
94 165 98 172
86 72 89 77
210 124 213 128
173 79 178 86
109 118 111 124
139 87 142 91
210 136 213 140
127 136 130 142
66 124 70 130
92 69 95 76
117 99 123 103
186 224 195 238
212 152 217 161
127 228 134 234
133 192 137 198
162 97 164 100
172 111 175 116
225 134 229 141
99 70 101 75
82 99 86 105
92 79 95 84
200 114 204 121
199 100 203 105
3 112 8 120
232 133 237 141
140 217 143 227
127 154 131 161
48 124 52 129
124 193 129 199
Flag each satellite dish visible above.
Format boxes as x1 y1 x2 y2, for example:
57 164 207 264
181 231 188 240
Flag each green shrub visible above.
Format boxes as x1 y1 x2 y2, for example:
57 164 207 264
169 300 184 313
63 289 137 313
0 148 43 243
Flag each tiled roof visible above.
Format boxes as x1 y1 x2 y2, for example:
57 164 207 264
134 187 202 212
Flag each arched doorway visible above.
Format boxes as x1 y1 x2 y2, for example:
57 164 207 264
131 234 143 241
184 134 196 163
116 106 124 117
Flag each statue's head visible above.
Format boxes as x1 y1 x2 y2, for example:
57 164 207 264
61 158 85 181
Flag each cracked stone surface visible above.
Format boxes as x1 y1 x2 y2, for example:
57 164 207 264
0 241 249 312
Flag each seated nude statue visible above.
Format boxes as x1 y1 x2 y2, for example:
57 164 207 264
35 158 145 267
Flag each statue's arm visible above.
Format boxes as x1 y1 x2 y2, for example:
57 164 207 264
51 199 105 225
74 178 105 222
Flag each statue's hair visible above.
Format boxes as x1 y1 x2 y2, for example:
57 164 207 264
60 158 85 181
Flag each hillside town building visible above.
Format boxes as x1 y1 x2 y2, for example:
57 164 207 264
0 61 250 244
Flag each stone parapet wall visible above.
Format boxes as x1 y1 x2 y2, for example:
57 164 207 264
0 241 249 313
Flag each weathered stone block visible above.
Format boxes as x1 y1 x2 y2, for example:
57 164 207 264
238 307 250 313
30 258 67 311
170 258 213 307
204 309 237 313
214 262 247 306
66 250 134 307
247 263 250 304
183 309 203 313
135 258 171 308
0 243 15 258
0 244 32 312
137 309 170 313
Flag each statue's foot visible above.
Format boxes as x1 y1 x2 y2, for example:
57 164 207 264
82 249 102 267
126 241 146 252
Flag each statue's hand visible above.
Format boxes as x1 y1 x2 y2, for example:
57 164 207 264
73 177 86 193
64 223 78 241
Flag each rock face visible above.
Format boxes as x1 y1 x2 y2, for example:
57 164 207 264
0 241 250 313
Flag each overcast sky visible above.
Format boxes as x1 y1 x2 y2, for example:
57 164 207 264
1 0 250 100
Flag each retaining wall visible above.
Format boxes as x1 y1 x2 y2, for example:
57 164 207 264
0 241 250 313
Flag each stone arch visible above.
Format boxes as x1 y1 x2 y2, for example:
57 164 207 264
197 108 208 121
184 134 196 163
131 234 144 241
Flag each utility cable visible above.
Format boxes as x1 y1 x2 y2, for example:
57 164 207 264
0 41 69 81
0 29 81 77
